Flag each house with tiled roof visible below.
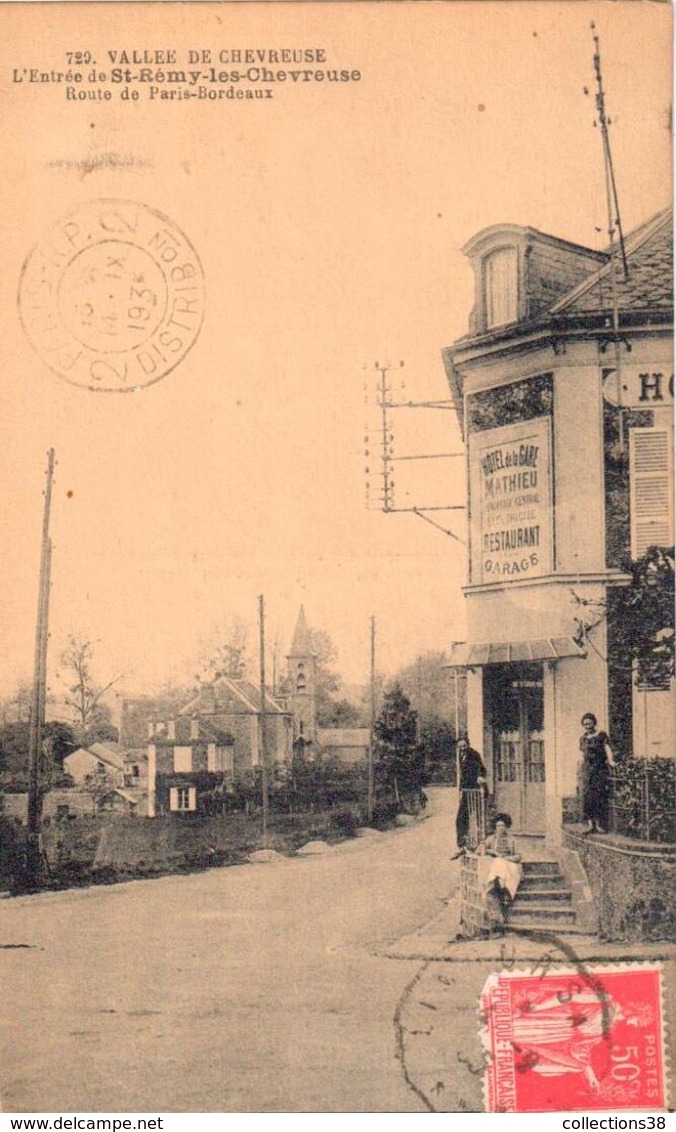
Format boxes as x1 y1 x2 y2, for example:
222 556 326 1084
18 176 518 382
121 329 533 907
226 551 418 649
177 675 293 775
120 676 294 810
62 740 149 814
147 716 236 817
443 206 673 832
64 741 126 787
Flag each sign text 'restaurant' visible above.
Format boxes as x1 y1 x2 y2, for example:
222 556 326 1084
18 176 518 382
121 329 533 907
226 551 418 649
470 417 552 584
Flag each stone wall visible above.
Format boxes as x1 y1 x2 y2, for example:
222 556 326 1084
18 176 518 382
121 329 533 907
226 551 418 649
93 813 257 871
1 791 96 823
563 827 676 942
43 815 103 874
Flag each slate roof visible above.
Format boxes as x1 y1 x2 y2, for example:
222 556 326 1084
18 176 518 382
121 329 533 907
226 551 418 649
101 788 139 805
235 679 286 714
179 676 285 717
66 744 126 772
552 208 673 316
89 741 123 762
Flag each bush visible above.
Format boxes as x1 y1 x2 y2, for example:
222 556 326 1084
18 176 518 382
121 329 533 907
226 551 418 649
421 719 458 784
285 755 368 812
328 806 359 838
370 798 400 829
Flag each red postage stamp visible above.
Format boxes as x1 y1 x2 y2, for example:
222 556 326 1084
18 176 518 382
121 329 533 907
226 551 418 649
480 965 667 1112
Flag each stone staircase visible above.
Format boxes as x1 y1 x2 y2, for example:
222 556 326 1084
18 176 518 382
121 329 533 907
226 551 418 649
507 860 580 932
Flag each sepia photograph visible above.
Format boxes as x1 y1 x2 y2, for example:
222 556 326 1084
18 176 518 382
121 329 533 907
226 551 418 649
0 0 673 1116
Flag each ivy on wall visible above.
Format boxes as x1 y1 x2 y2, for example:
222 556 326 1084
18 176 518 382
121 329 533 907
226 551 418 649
467 372 553 433
615 548 675 687
602 401 654 570
603 402 672 756
607 546 675 759
609 756 675 844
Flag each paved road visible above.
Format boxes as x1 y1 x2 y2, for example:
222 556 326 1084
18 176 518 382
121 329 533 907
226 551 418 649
1 789 457 1113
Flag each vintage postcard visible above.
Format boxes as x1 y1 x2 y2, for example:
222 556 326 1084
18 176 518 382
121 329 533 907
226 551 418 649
0 0 672 1116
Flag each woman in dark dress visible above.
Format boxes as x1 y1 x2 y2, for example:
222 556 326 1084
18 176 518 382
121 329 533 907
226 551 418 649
579 713 616 833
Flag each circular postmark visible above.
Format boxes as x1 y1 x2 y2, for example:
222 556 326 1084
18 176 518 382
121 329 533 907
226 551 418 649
18 199 205 392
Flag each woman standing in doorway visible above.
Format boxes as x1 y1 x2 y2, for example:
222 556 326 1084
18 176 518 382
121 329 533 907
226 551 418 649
579 713 616 834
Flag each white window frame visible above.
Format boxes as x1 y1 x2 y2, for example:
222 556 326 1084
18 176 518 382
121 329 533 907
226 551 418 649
169 785 196 812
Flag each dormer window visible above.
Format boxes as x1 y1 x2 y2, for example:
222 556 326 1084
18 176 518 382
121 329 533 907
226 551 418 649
484 246 518 328
462 223 605 338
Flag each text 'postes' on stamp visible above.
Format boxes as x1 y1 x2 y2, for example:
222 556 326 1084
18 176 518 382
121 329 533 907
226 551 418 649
18 199 205 392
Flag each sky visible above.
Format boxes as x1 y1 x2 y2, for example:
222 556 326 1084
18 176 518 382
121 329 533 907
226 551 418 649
0 1 672 700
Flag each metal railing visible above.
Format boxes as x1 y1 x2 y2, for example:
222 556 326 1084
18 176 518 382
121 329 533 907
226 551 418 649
607 762 675 844
463 788 487 851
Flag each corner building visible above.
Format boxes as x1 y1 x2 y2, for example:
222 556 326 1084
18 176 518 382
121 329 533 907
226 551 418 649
444 210 673 845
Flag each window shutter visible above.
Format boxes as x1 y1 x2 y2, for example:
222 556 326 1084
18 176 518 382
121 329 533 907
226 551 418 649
169 787 179 812
188 787 197 812
630 427 673 558
484 247 518 328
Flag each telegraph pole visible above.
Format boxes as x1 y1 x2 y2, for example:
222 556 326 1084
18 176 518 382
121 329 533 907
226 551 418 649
258 594 270 846
416 657 423 743
367 615 376 823
376 363 396 512
37 539 53 788
453 668 460 741
588 22 629 451
364 360 466 543
26 448 55 884
590 23 628 279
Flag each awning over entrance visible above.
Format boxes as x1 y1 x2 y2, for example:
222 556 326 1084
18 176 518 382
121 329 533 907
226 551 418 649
445 637 586 667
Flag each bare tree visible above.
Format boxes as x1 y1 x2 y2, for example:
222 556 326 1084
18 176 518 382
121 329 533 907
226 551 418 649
197 615 252 683
58 635 123 736
0 679 33 725
393 650 464 730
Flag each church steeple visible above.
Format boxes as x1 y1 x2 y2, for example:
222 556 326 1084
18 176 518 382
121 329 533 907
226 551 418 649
289 605 313 658
286 605 317 742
